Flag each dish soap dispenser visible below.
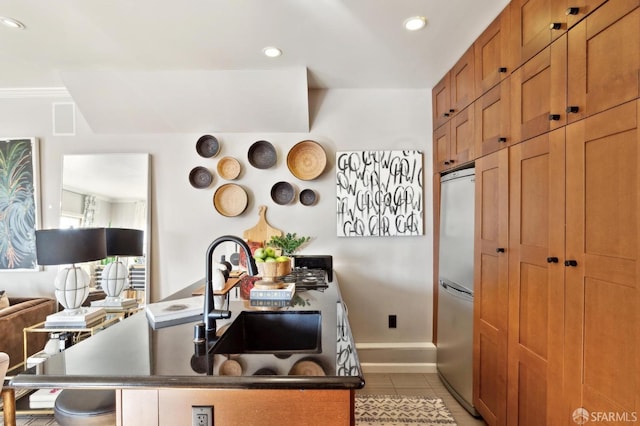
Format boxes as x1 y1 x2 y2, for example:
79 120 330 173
211 263 227 309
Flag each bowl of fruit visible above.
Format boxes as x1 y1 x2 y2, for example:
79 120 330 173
252 246 292 280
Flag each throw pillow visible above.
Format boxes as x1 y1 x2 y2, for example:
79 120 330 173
0 290 9 309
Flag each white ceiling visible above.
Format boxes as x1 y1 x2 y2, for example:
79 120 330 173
0 0 510 90
1 1 511 133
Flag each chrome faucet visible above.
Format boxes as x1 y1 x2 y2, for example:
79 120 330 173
203 235 258 338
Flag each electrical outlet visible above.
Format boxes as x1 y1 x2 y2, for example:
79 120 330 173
192 405 213 426
388 315 397 328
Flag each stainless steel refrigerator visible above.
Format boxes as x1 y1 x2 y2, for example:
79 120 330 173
436 167 478 416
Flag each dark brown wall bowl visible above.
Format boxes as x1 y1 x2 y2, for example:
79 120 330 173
271 181 295 205
248 140 277 169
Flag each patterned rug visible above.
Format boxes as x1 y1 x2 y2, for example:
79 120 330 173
355 395 457 425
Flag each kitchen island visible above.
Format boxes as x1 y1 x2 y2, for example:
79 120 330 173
10 276 364 425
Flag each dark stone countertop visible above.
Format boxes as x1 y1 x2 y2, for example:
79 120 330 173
11 275 364 390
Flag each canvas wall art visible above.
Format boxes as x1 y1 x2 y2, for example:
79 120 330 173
336 150 423 237
0 138 40 270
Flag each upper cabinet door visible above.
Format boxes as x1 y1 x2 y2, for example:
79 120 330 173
450 104 475 167
474 4 513 98
433 73 451 130
475 78 511 157
450 47 476 116
433 122 451 174
511 35 567 144
567 1 639 123
511 0 569 68
566 0 608 29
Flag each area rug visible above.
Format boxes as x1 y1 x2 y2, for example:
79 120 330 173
355 395 457 426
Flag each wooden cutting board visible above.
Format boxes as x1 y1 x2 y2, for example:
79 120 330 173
242 205 282 245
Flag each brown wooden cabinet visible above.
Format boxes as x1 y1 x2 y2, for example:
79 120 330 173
506 129 565 426
564 99 640 423
450 47 476 116
510 34 566 145
433 73 451 130
567 1 640 123
474 5 513 98
473 149 509 425
433 105 475 173
565 0 608 29
118 388 353 425
475 78 511 157
510 0 569 68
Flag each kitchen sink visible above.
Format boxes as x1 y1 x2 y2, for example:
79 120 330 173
210 310 322 354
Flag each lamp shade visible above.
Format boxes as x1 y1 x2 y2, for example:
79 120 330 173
35 228 106 265
105 228 144 257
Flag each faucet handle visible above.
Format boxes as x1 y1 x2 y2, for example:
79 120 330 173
208 310 232 320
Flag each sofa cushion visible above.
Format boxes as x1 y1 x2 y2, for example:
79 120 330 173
0 290 9 310
0 297 57 372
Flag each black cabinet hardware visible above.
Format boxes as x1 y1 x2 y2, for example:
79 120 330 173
566 7 579 15
566 106 579 113
496 248 505 253
547 257 559 263
549 114 561 121
565 260 578 267
498 137 507 143
550 22 562 30
498 67 507 73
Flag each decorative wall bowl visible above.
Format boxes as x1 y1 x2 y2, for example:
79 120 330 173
299 189 317 206
270 181 295 205
189 166 213 189
287 140 327 180
196 135 220 158
217 156 241 180
248 140 277 169
213 184 248 216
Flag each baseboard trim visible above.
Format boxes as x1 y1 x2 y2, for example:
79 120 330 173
360 362 437 374
356 342 435 350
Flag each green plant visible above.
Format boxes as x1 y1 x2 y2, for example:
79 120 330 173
268 233 311 256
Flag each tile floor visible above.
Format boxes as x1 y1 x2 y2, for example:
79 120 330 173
2 373 487 425
357 372 487 426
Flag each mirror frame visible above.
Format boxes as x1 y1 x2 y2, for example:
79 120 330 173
60 153 151 305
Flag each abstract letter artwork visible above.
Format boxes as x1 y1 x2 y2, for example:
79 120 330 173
336 150 423 237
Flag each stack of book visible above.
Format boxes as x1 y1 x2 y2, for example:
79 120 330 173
145 296 203 329
249 282 295 307
91 297 138 310
44 307 106 328
29 388 63 408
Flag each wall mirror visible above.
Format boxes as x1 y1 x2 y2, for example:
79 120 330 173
60 153 150 304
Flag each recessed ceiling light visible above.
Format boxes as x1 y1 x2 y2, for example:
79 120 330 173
403 16 426 31
0 16 26 30
263 46 282 58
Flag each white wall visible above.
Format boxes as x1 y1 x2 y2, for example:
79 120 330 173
0 88 434 365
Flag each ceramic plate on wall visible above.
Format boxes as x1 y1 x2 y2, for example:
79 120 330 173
287 140 327 180
188 166 213 189
196 135 220 158
213 184 248 216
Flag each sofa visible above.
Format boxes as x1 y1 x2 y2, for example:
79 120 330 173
0 297 57 373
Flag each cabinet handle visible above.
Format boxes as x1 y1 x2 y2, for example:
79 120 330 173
566 7 580 15
498 137 507 143
496 248 505 253
565 260 578 267
549 114 561 121
444 161 450 165
546 257 559 263
449 109 455 113
566 106 579 113
550 22 562 30
443 113 450 117
498 67 507 73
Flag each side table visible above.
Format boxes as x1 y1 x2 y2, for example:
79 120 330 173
23 316 120 371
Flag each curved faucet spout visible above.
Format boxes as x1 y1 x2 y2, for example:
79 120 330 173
204 235 258 335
